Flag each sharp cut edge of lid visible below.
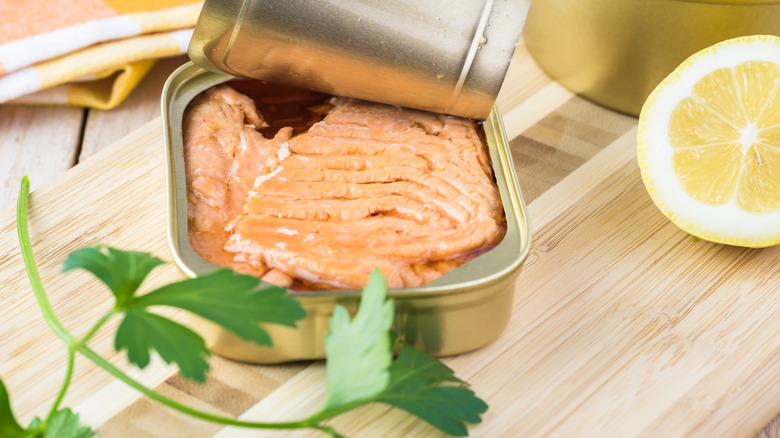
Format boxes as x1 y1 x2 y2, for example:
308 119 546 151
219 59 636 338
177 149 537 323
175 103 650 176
446 0 495 115
222 0 254 71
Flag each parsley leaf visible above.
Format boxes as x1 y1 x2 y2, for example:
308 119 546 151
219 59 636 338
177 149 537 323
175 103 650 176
375 343 488 436
63 247 164 307
41 408 95 438
64 246 306 382
115 309 211 382
320 269 394 410
314 269 488 436
0 376 27 438
132 269 306 346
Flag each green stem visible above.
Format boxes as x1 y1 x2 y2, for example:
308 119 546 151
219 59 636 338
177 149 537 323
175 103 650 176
46 346 75 420
16 176 333 435
305 400 375 425
42 309 118 423
16 176 77 346
75 344 319 430
79 310 116 346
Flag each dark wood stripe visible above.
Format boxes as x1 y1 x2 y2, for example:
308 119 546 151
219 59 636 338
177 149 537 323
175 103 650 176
97 357 309 437
510 96 636 203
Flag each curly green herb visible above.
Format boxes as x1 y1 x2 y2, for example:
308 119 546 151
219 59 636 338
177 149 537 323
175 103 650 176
1 176 487 437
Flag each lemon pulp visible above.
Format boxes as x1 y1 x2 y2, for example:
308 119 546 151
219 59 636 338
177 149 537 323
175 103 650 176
668 60 780 214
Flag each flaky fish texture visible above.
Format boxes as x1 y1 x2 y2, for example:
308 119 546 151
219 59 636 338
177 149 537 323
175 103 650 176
184 85 505 290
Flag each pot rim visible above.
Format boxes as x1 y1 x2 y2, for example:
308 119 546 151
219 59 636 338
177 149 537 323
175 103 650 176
676 0 780 5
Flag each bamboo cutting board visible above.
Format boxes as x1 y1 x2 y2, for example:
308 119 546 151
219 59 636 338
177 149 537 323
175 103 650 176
1 42 780 437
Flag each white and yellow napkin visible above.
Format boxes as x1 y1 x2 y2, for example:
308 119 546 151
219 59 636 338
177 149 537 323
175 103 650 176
0 0 202 108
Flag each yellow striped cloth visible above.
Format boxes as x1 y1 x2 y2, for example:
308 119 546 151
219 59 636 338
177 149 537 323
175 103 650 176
0 0 202 108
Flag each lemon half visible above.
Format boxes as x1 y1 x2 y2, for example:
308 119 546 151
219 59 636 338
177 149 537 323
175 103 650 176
638 35 780 248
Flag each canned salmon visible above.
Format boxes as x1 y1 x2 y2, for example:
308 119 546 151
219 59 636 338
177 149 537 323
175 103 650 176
162 64 531 363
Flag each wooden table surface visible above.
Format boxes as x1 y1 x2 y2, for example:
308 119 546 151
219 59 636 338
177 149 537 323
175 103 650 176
0 55 190 211
1 44 779 437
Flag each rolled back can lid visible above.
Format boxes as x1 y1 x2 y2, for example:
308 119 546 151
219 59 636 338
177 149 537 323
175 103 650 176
188 0 531 120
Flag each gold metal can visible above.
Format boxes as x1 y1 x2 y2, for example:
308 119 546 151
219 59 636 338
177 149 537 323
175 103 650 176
523 0 780 116
188 0 531 120
161 63 531 363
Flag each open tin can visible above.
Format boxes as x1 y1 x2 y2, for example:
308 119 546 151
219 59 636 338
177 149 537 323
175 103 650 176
162 0 531 363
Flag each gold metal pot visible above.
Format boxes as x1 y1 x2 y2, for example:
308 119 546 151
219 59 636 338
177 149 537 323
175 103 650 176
523 0 780 116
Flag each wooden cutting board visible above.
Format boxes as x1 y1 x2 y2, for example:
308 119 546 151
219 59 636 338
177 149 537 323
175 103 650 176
1 42 779 438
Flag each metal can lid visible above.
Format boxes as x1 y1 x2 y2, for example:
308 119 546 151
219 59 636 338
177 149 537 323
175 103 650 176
188 0 530 120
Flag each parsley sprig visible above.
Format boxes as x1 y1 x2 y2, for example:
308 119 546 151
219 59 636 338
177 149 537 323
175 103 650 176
1 176 488 437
